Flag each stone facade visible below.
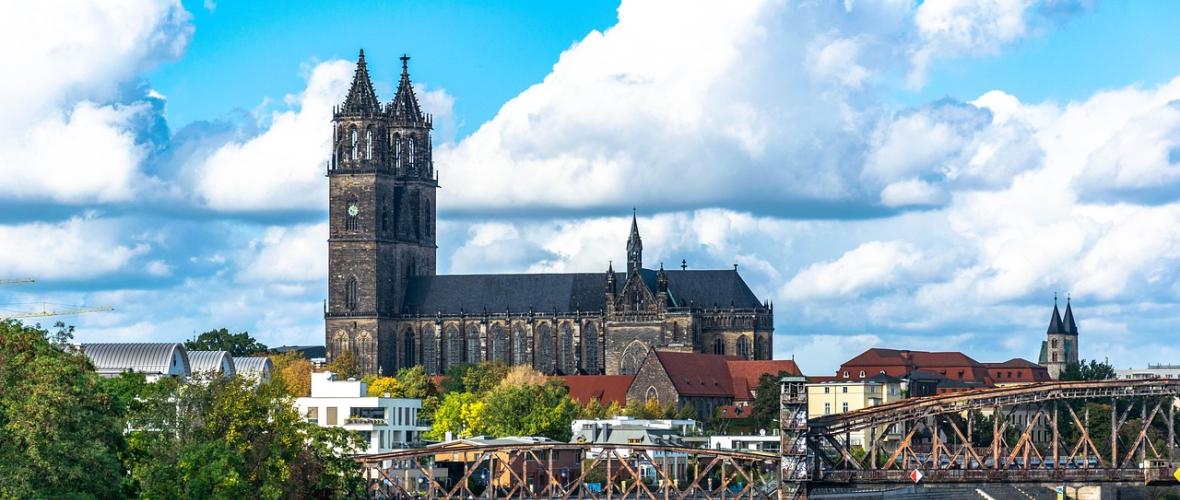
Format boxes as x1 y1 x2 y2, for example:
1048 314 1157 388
325 52 774 376
1038 298 1079 379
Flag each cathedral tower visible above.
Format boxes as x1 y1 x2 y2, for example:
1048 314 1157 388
1039 295 1079 379
325 51 437 375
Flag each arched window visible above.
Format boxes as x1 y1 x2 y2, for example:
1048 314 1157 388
859 370 866 378
393 134 401 168
560 323 575 375
446 326 462 369
409 190 421 239
466 325 482 363
357 331 374 375
365 129 372 160
408 136 416 166
333 330 350 359
536 324 554 374
513 325 528 366
351 129 358 160
582 323 599 374
1051 338 1058 348
491 325 508 363
403 328 416 367
1052 352 1058 362
620 341 646 375
736 336 750 358
421 325 436 374
753 336 763 359
345 277 358 310
712 337 725 355
646 386 658 402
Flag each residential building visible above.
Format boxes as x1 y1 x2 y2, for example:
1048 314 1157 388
80 343 191 381
983 358 1052 386
837 348 991 383
707 433 781 453
1115 365 1180 380
295 371 424 454
625 351 802 419
807 374 905 447
570 418 694 483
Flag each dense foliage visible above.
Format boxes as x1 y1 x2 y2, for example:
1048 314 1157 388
1060 359 1117 381
0 319 365 499
428 364 578 442
183 327 269 356
270 350 314 397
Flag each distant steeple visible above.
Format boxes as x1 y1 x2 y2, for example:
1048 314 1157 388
1062 295 1078 335
340 49 381 115
1047 295 1066 334
626 209 642 273
605 261 617 294
390 54 425 124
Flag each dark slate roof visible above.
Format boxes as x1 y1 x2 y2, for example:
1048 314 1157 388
1047 304 1065 334
1062 301 1079 335
402 268 762 315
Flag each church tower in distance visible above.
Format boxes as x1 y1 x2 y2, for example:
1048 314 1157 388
325 51 437 375
1039 295 1079 379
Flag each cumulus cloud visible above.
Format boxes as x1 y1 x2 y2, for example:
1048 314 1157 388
236 222 328 283
194 61 353 211
781 241 925 301
0 0 192 203
0 216 149 280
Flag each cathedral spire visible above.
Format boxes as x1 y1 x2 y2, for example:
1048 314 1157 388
390 54 426 125
1047 295 1065 334
1062 295 1078 335
340 49 381 115
626 209 642 273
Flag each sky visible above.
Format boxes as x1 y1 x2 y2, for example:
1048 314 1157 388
2 0 1180 375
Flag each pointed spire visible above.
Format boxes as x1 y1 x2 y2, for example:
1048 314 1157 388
626 209 643 273
340 49 381 115
1047 294 1066 334
390 53 425 124
1063 295 1078 335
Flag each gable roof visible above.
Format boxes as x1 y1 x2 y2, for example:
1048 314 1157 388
402 269 763 315
983 358 1043 369
840 348 991 383
653 351 739 398
725 359 802 401
559 375 634 406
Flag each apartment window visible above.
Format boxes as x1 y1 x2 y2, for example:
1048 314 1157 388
842 386 848 393
351 407 385 420
824 387 830 394
842 371 849 378
327 407 337 426
627 438 642 444
824 403 831 415
305 407 319 424
1017 372 1022 379
858 371 865 378
842 402 849 413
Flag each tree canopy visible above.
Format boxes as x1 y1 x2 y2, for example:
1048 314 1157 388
184 327 268 356
1060 359 1117 381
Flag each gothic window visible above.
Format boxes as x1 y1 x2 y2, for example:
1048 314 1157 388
393 134 401 168
645 386 658 402
332 330 350 358
345 277 358 310
379 195 387 232
513 325 528 366
446 326 462 369
421 325 436 374
357 331 374 375
491 325 508 363
365 129 373 160
713 337 725 355
560 323 575 375
582 323 599 373
1052 352 1058 362
619 341 646 375
753 336 763 359
403 328 416 367
535 324 553 374
408 136 416 167
736 336 750 358
466 325 482 363
351 129 358 160
410 191 421 239
1051 338 1058 348
424 198 432 237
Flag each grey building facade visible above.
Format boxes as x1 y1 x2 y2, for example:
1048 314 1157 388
325 51 774 376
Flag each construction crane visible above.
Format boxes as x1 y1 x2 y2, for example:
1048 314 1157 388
0 302 114 319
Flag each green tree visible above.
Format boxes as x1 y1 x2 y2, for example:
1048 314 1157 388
368 376 400 397
0 320 126 498
183 327 268 356
1061 359 1117 381
395 365 441 421
325 349 361 380
749 371 793 431
428 391 487 440
482 380 577 441
269 350 313 397
462 361 510 395
124 373 364 498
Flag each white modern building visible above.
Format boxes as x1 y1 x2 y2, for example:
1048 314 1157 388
707 433 780 453
295 371 425 454
80 343 191 381
1116 365 1180 380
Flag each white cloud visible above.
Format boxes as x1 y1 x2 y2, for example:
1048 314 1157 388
909 0 1035 87
194 60 352 211
236 222 328 283
0 0 192 203
781 241 924 301
0 216 149 280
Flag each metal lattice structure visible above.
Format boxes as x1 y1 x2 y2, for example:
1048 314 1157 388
808 379 1180 486
356 442 780 499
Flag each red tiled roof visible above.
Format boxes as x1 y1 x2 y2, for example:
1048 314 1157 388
558 375 633 406
839 348 992 383
718 404 753 419
654 351 740 398
982 358 1042 369
725 359 803 401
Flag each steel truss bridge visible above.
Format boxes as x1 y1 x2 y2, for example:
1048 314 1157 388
354 379 1180 499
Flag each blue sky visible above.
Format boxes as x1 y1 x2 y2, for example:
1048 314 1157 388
3 0 1180 374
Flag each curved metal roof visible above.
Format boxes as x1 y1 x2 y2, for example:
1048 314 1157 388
187 350 236 377
233 356 273 382
80 342 190 377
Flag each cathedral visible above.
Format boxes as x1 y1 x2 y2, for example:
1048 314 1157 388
325 51 774 376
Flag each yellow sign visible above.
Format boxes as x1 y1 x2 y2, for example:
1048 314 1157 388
1173 467 1180 482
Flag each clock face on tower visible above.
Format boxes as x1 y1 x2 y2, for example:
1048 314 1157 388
348 204 359 217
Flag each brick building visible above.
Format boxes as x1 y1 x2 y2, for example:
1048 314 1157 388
324 51 774 376
625 351 801 418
